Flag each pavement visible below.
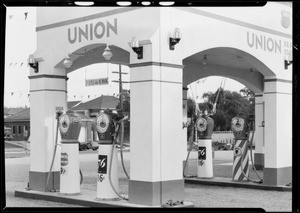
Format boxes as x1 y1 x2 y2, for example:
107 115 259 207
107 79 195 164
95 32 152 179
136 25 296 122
4 141 293 211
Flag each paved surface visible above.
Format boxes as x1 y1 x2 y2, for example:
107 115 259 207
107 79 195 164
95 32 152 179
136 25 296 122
4 144 292 211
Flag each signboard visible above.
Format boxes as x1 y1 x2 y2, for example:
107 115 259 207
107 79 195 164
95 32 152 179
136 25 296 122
198 147 206 160
86 78 108 86
98 155 108 174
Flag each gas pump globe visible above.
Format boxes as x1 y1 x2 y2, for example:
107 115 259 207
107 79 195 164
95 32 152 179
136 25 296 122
231 116 248 140
95 112 115 143
58 110 82 194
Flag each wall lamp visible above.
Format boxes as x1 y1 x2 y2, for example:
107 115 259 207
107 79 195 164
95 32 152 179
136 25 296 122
63 55 73 68
202 55 208 65
63 50 87 68
102 44 113 61
27 54 40 73
131 37 143 59
284 60 293 69
169 28 181 50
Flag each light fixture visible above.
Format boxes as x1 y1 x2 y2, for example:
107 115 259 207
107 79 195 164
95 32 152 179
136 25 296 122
159 1 175 6
141 1 151 5
202 55 208 65
74 1 94 6
27 54 39 73
63 55 73 68
117 1 132 6
102 44 113 61
284 60 293 69
131 37 143 59
169 28 181 50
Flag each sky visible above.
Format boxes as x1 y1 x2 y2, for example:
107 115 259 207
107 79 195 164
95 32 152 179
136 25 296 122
4 7 245 108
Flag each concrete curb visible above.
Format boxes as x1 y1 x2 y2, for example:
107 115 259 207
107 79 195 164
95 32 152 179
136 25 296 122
15 189 194 208
184 177 292 191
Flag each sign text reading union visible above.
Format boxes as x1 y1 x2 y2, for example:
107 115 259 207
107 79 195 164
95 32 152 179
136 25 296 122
68 18 117 44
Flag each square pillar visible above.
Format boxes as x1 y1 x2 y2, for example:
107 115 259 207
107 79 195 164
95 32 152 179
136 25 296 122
254 94 264 170
28 73 67 191
263 79 292 186
182 87 189 163
129 62 184 206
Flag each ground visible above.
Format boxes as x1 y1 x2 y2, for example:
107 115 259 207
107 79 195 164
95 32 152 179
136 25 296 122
4 141 292 211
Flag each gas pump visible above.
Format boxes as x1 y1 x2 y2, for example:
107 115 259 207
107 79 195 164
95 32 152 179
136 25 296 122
195 110 214 178
95 110 120 200
58 110 82 194
231 114 263 183
231 114 250 181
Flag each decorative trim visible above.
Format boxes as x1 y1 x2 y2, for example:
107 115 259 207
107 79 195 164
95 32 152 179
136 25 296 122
264 92 292 95
129 61 184 69
176 8 292 39
129 179 184 206
36 8 142 32
264 167 292 186
264 79 292 83
130 79 182 84
30 89 67 93
29 171 60 192
28 75 67 80
254 153 264 170
61 141 80 144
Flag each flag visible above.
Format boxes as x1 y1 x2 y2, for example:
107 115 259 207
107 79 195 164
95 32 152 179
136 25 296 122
20 63 23 67
24 12 28 20
11 92 14 96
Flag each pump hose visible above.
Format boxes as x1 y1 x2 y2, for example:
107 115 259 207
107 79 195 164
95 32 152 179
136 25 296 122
235 132 263 184
183 128 196 178
248 130 263 182
46 117 60 192
108 133 128 201
119 122 130 179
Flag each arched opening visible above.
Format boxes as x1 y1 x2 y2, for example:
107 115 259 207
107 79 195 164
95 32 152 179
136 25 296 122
55 44 130 151
182 47 272 178
183 47 276 93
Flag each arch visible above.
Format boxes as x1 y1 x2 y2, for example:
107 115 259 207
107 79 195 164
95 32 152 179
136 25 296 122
182 47 276 93
54 43 130 73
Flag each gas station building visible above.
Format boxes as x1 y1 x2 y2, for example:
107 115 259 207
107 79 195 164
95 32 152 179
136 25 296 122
27 3 292 206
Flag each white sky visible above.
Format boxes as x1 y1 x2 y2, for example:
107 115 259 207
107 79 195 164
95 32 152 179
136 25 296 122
4 7 245 108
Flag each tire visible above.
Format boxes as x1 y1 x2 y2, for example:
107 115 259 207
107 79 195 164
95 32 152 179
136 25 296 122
87 143 92 149
82 145 87 151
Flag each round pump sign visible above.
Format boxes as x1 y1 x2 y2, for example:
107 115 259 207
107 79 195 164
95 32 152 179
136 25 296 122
196 117 207 132
232 117 245 132
96 113 110 133
59 114 70 133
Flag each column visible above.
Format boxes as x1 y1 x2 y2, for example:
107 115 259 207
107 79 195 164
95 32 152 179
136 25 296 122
254 94 264 170
263 79 292 186
29 73 67 191
182 87 188 165
128 62 184 206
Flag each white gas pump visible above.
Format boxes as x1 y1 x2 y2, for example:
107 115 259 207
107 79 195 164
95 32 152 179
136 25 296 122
195 110 214 178
58 110 82 194
95 111 120 200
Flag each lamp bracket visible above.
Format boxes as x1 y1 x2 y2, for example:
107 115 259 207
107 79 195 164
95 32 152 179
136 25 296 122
132 46 143 59
169 37 181 50
284 60 293 69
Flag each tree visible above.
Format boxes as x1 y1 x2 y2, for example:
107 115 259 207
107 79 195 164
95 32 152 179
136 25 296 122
187 97 197 118
116 90 130 116
201 88 254 131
